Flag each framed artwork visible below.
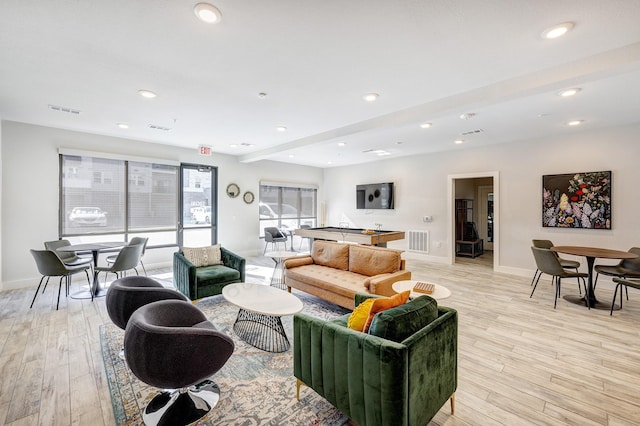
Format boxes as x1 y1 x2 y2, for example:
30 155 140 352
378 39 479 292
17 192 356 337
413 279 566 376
542 171 611 229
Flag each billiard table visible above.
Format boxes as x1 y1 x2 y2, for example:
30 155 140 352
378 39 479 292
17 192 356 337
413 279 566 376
294 226 405 247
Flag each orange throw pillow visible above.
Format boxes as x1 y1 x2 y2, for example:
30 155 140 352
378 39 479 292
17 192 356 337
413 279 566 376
363 291 410 333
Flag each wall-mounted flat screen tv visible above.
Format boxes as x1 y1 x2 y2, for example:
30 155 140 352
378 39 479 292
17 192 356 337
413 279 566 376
356 182 394 209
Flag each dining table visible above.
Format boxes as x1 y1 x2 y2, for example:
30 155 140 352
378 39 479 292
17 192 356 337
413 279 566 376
551 246 639 310
57 242 125 299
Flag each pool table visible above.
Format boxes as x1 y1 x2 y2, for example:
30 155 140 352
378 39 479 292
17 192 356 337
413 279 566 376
295 226 405 247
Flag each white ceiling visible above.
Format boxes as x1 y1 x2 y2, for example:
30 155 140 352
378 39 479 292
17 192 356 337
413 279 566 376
1 0 639 168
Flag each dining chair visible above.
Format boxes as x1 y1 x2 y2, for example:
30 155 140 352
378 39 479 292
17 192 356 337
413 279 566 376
44 239 93 280
530 239 581 286
264 227 288 254
530 247 588 309
594 247 640 301
30 249 91 310
105 237 148 276
610 277 640 315
96 243 144 285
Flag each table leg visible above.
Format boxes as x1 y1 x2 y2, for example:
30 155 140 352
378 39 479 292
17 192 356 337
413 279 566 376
563 256 619 310
70 250 107 300
232 309 290 352
270 258 286 290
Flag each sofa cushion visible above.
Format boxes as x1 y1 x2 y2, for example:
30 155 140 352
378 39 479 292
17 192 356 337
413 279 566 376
347 298 375 331
285 264 369 298
348 245 401 276
183 245 222 267
362 290 410 332
368 295 438 343
195 264 240 285
311 241 349 271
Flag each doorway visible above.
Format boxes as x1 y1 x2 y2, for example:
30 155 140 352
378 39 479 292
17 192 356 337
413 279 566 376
448 172 499 269
179 164 218 247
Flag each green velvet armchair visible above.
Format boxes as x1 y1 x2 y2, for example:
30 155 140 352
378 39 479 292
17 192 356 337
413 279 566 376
173 247 245 300
293 293 457 426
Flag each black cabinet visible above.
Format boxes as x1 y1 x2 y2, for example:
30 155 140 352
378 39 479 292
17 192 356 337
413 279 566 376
455 199 484 258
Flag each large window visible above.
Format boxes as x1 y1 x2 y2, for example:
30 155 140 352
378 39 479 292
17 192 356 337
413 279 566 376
60 154 178 243
259 184 317 237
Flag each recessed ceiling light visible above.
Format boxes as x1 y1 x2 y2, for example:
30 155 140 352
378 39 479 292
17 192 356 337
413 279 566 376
541 22 574 39
363 93 379 102
288 154 295 158
420 123 432 129
138 89 157 99
229 144 238 148
567 120 584 126
117 123 129 129
558 88 581 97
327 161 333 165
459 113 475 120
395 141 403 145
258 92 267 99
276 126 287 132
337 142 346 147
454 139 464 144
194 3 222 24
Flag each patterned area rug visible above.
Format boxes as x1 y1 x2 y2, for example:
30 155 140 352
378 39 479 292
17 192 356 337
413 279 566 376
100 290 351 425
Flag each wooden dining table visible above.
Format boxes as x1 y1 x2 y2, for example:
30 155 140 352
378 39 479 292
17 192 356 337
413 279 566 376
57 242 125 299
551 246 639 310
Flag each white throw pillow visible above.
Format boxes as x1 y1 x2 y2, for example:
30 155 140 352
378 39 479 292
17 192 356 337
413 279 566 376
182 244 222 267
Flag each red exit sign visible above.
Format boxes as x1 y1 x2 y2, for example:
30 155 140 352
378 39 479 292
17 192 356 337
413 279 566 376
199 145 212 156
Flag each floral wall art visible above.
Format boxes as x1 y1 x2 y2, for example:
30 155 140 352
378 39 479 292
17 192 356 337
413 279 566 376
542 171 611 229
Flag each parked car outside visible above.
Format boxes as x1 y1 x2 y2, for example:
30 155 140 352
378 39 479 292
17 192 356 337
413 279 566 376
69 207 107 226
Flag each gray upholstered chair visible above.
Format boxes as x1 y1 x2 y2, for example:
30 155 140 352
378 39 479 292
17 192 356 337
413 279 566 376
96 243 144 284
297 224 312 251
531 239 580 286
30 249 91 310
530 247 588 309
594 247 640 301
44 239 92 281
611 277 640 315
106 276 189 358
124 300 234 425
264 227 288 254
106 237 149 276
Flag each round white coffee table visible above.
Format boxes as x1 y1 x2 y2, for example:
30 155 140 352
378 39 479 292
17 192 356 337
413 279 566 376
392 280 451 300
222 283 303 352
265 251 301 290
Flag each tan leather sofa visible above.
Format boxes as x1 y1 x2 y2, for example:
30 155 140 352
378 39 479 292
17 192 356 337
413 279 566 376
283 240 411 309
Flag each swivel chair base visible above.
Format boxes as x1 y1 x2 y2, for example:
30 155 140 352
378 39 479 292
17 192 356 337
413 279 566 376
143 380 220 426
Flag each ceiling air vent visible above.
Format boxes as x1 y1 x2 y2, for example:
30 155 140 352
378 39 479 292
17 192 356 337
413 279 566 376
460 129 484 136
48 104 81 115
148 124 172 131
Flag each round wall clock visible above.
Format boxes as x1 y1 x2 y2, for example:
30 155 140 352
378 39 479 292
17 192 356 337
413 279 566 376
243 191 255 204
226 183 240 198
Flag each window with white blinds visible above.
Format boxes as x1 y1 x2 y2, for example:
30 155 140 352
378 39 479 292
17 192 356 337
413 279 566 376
60 154 178 237
259 184 317 237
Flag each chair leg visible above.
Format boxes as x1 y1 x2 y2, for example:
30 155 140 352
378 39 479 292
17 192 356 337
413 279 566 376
530 269 540 286
30 276 46 308
610 283 621 316
42 276 51 294
554 277 561 309
140 260 147 276
450 393 455 415
56 277 64 310
593 272 599 290
530 273 543 298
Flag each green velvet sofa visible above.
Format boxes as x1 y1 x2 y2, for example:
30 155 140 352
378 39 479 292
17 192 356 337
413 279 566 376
293 293 457 426
173 247 245 300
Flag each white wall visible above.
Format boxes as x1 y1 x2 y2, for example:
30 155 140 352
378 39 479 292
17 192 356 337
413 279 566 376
324 123 640 277
1 121 323 290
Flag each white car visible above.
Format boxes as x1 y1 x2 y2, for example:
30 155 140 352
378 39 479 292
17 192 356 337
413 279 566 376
69 207 107 227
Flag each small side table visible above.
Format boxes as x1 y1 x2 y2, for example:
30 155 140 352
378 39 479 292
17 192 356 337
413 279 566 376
392 280 451 300
264 251 300 290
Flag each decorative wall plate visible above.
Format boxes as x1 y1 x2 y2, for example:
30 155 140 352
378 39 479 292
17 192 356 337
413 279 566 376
226 183 240 198
243 191 255 204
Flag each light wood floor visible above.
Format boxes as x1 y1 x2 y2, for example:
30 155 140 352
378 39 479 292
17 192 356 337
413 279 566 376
1 254 639 425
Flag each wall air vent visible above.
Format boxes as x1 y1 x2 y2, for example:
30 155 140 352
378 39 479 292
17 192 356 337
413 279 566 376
148 124 172 131
48 104 81 115
460 129 484 136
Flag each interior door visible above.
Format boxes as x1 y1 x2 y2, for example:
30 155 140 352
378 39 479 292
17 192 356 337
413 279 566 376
178 164 217 247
